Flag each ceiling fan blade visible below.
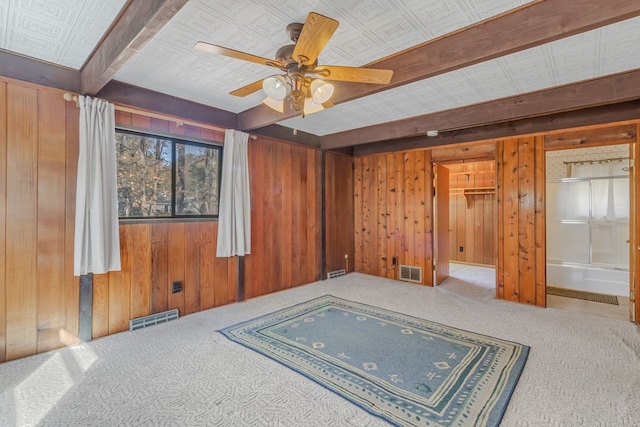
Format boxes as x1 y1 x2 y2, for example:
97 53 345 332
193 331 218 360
291 12 339 67
310 66 394 84
229 79 265 97
194 41 285 70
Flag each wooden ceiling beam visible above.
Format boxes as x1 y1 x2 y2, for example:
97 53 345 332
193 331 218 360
325 68 640 150
0 50 80 92
238 0 640 131
80 0 189 95
351 99 640 157
98 81 237 129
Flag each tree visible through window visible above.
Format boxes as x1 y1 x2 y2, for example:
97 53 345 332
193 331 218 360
116 130 222 218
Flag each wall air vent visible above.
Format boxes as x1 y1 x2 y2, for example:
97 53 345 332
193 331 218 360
327 269 347 279
399 265 422 284
129 309 179 331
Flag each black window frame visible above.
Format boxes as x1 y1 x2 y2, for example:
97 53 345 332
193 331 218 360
115 128 223 220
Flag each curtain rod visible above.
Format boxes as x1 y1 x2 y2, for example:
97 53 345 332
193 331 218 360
563 156 629 166
63 93 257 140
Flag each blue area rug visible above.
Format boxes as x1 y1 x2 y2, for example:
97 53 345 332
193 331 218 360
220 295 529 426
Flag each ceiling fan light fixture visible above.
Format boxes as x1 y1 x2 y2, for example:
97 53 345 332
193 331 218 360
263 96 284 112
262 75 289 100
310 79 334 104
303 98 324 115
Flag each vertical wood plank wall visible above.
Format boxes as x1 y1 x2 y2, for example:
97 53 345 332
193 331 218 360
324 151 355 275
243 139 322 298
0 78 80 362
91 111 239 339
353 150 433 285
446 161 495 265
0 76 324 361
496 136 546 306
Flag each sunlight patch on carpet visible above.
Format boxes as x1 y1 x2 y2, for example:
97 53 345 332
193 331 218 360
220 295 529 427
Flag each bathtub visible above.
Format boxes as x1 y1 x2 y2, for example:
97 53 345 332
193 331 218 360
546 261 629 296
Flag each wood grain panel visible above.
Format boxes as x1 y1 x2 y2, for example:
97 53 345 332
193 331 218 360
246 137 264 299
309 149 322 283
545 124 637 150
353 157 363 272
281 144 293 287
414 151 427 279
244 138 322 296
503 138 520 301
354 149 434 285
227 256 238 305
404 153 415 271
92 273 110 339
5 84 38 360
36 90 67 353
324 151 354 275
199 221 216 310
496 142 505 299
385 154 396 279
534 136 546 307
432 142 497 163
298 146 309 284
395 152 406 274
167 222 186 315
213 245 229 307
518 138 536 305
109 226 131 334
270 140 283 291
64 99 80 346
184 222 201 314
150 223 169 314
360 156 372 274
130 224 151 319
0 82 6 362
496 136 545 306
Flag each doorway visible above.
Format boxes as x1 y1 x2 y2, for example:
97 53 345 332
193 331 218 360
435 160 497 290
445 160 496 268
545 145 631 321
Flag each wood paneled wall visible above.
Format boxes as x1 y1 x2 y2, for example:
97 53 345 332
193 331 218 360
324 151 355 275
243 138 322 298
0 78 80 362
0 77 324 361
496 136 546 306
353 150 433 285
91 111 239 338
446 161 495 265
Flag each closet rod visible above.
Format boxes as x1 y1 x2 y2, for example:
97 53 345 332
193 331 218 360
563 156 629 166
62 92 257 140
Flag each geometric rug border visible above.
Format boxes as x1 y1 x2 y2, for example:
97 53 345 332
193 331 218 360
220 295 530 427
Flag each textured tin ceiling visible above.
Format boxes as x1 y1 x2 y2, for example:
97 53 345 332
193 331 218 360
1 0 638 138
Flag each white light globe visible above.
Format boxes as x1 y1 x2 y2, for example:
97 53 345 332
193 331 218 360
262 75 288 101
310 79 334 104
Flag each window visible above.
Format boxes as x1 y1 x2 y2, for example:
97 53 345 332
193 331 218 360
115 129 222 219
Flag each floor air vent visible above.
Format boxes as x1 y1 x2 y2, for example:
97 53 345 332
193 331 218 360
327 269 347 279
130 309 179 331
399 265 422 283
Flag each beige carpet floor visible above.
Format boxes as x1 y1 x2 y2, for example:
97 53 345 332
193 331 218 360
1 264 639 426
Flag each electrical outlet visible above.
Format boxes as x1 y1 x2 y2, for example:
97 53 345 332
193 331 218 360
459 246 464 252
172 281 182 293
392 257 398 265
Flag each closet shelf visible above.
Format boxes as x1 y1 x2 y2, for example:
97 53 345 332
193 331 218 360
450 187 495 207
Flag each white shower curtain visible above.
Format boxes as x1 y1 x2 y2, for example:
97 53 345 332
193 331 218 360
216 129 251 257
73 95 121 276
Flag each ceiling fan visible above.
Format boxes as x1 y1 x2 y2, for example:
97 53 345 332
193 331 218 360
194 12 394 117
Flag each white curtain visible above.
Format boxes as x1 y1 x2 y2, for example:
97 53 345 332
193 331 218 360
73 96 121 276
216 130 251 257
